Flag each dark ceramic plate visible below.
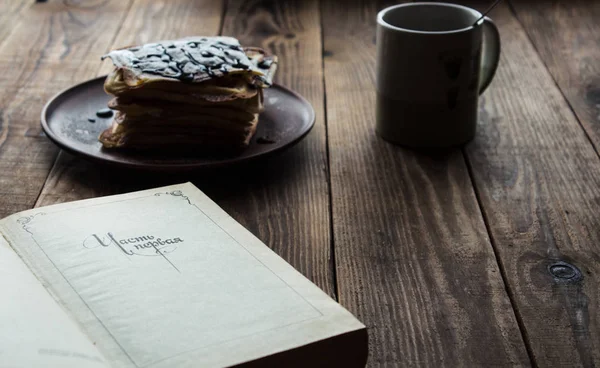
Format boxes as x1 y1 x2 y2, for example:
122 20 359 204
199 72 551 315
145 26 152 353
41 76 315 171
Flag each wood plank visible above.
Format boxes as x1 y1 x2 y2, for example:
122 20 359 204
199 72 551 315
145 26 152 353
35 0 334 294
510 0 600 153
464 2 600 366
34 0 225 201
321 0 530 366
0 0 30 46
0 0 133 218
96 0 225 76
218 0 332 293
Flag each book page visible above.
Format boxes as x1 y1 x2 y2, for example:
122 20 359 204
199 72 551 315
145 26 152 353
0 233 108 368
2 183 364 368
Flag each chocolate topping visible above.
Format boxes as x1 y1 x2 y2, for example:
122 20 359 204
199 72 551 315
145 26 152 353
96 108 114 118
103 37 260 83
258 59 274 69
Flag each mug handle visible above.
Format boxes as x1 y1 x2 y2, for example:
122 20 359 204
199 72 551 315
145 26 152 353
478 16 501 94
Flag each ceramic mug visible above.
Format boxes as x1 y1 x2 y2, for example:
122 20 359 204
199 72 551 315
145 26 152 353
376 2 501 147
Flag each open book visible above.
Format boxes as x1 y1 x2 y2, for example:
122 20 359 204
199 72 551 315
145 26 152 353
0 183 367 367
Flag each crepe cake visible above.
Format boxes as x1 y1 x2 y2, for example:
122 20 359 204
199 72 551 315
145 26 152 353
98 37 277 151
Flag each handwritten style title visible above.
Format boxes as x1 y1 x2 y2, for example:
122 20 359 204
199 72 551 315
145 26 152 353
83 233 183 257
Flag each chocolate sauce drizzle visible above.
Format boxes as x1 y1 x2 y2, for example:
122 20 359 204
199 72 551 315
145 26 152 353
258 59 274 69
104 38 272 84
96 108 113 118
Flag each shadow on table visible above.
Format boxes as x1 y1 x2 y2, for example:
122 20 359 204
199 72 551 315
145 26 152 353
48 131 466 211
369 127 468 165
52 143 310 205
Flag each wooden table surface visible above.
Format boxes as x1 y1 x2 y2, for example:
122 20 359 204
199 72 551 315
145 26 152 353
1 0 599 366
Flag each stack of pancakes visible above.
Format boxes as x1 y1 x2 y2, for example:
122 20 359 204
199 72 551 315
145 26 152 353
99 37 277 150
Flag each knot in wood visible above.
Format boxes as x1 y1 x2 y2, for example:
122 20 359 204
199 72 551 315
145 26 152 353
548 261 582 282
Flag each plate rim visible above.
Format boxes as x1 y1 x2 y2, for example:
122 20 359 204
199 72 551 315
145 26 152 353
40 76 315 171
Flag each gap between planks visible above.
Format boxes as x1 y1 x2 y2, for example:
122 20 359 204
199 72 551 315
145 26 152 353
32 1 135 209
318 0 339 302
506 0 600 163
459 1 600 364
462 146 538 367
218 0 229 36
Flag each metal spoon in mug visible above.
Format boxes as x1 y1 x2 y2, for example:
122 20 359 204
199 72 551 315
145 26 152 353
473 0 502 26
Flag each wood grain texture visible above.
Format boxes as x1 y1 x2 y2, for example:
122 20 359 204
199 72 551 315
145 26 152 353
0 0 133 218
214 0 332 293
321 0 529 366
35 0 224 202
97 0 225 75
464 3 600 366
510 0 600 154
0 0 30 46
35 0 334 294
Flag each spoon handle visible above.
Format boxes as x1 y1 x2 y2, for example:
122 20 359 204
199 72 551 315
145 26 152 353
473 0 503 25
